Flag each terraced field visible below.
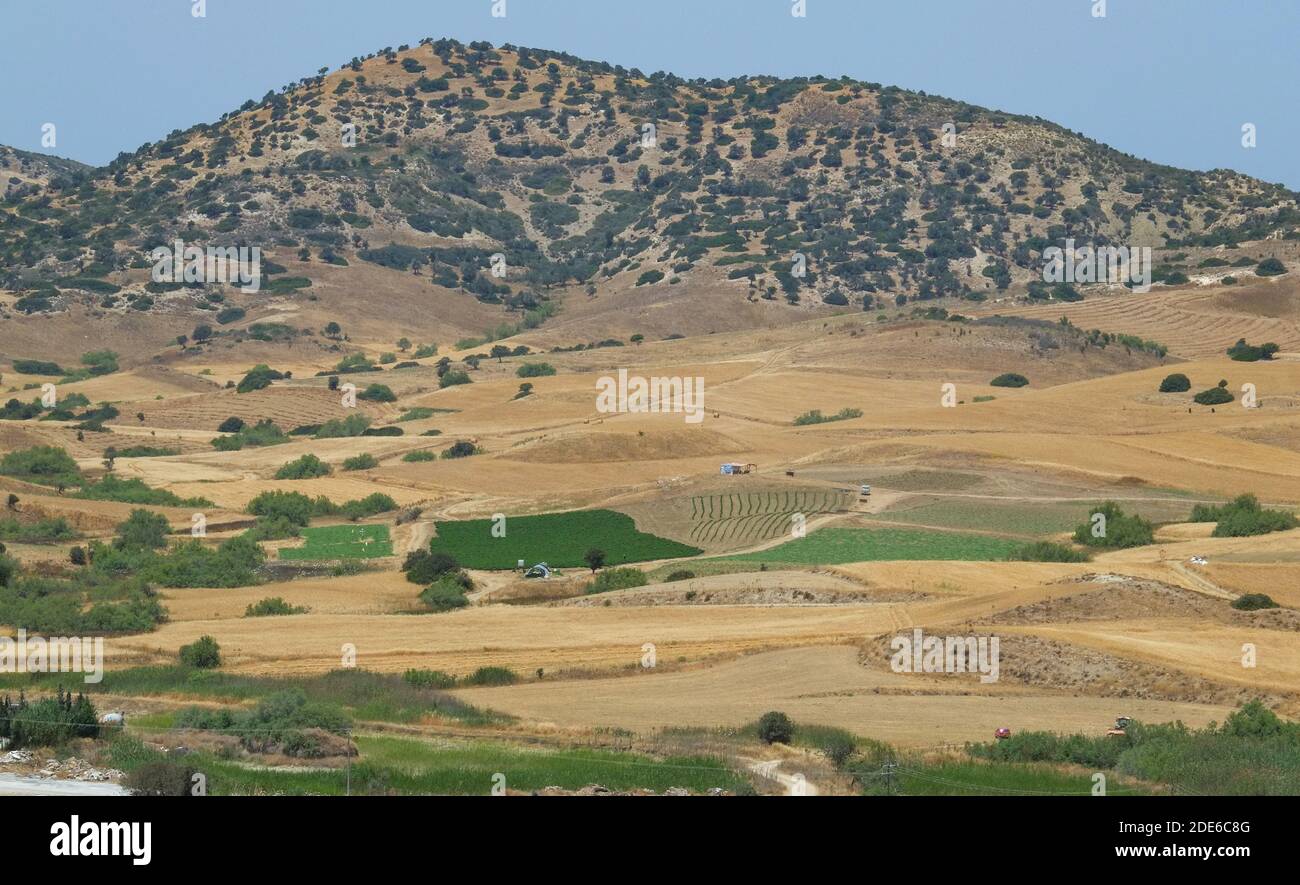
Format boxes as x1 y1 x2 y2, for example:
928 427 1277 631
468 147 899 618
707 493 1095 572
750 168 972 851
988 285 1300 360
687 489 853 546
114 385 396 432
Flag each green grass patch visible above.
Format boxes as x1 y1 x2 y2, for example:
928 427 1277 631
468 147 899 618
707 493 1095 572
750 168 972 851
114 733 747 796
719 526 1023 565
869 758 1155 796
279 524 393 561
1 667 502 728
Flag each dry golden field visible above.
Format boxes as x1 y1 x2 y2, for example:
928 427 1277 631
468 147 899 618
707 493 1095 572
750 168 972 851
4 275 1300 751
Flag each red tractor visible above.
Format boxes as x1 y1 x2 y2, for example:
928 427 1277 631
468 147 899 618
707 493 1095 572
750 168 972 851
995 727 1012 740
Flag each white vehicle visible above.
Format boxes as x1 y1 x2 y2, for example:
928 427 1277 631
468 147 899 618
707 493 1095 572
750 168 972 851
1189 555 1208 566
859 484 872 497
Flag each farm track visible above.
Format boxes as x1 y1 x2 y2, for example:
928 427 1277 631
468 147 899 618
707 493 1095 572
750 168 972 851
1167 560 1236 601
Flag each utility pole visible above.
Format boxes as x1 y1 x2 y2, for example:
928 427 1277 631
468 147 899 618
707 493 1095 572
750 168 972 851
345 728 352 796
881 761 899 796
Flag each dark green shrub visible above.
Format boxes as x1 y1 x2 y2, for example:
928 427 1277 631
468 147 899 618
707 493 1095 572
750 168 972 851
1226 339 1278 362
236 364 284 393
1159 373 1191 393
125 761 201 796
442 441 478 459
245 597 308 617
1190 494 1298 537
586 567 647 594
1231 593 1279 611
820 731 857 768
0 688 99 748
358 383 396 403
1072 502 1154 549
1008 541 1091 562
757 711 794 744
1194 386 1234 405
403 669 457 689
516 362 556 378
179 635 222 669
990 373 1029 388
274 454 331 480
420 575 470 612
464 666 518 686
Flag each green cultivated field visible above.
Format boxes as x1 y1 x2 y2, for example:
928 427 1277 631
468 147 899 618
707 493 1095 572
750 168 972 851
426 509 700 569
118 734 746 796
720 526 1022 565
870 497 1208 537
869 759 1155 796
279 524 393 561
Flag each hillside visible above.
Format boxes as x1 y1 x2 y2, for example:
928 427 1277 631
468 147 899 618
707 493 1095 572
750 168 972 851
2 38 1299 365
0 145 91 200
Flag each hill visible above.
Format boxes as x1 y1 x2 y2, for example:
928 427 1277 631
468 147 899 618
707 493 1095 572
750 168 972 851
0 145 92 200
2 38 1299 366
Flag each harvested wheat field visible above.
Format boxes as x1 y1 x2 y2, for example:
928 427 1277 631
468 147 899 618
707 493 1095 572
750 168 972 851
7 299 1300 758
452 645 1233 746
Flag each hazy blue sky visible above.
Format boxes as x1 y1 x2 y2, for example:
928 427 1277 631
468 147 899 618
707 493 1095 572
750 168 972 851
3 0 1296 187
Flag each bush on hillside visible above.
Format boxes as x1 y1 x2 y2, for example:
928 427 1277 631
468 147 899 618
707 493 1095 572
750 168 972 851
274 454 332 480
0 446 80 485
342 453 379 471
463 666 518 686
990 373 1029 388
1008 541 1091 562
245 597 309 617
516 362 556 378
1193 386 1234 406
419 574 471 612
402 551 461 585
1189 494 1298 537
1226 339 1278 362
1231 593 1279 611
757 711 795 744
179 635 222 669
236 364 284 393
358 383 396 403
586 567 647 595
1072 502 1155 549
1158 373 1191 393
